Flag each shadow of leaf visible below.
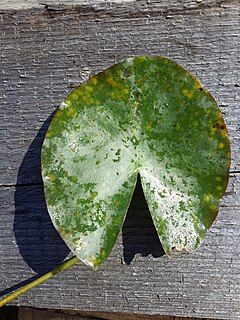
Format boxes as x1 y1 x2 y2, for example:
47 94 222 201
13 111 70 274
122 175 165 264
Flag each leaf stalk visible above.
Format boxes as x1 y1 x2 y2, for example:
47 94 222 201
0 256 79 308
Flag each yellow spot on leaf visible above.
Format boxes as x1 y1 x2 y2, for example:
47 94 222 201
69 176 78 183
90 77 98 85
82 95 94 104
220 130 227 138
216 110 222 120
67 107 77 116
55 110 63 118
131 102 138 110
194 80 202 90
88 97 95 104
91 192 98 200
145 122 152 131
48 174 56 182
100 249 106 257
114 200 120 207
72 93 78 99
65 99 72 106
218 142 224 149
216 176 223 182
106 77 119 88
77 90 83 96
183 89 193 99
60 229 70 238
203 194 213 202
46 131 52 138
110 92 116 98
216 185 223 191
114 93 124 100
210 204 217 211
85 85 94 93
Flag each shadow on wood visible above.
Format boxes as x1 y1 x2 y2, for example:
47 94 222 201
0 306 18 320
122 175 165 264
13 111 70 274
0 273 43 298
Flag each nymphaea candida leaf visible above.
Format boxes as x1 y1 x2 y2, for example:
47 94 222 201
41 56 230 268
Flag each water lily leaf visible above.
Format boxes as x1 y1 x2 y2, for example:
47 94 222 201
41 56 230 268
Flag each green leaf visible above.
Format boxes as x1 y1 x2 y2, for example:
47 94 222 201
41 56 230 268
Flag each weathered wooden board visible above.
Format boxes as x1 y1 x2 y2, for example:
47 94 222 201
0 0 240 319
1 177 240 319
18 306 101 320
17 306 216 320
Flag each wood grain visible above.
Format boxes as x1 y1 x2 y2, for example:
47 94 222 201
18 306 100 320
0 1 239 319
17 306 216 320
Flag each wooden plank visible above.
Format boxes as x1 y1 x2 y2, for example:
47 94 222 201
1 0 238 11
0 0 239 186
18 306 100 320
0 174 239 319
18 306 216 320
18 306 33 320
0 1 240 319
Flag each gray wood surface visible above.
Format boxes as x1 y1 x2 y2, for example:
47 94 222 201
17 306 216 320
0 0 239 319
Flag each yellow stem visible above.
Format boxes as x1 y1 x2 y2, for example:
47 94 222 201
0 256 79 308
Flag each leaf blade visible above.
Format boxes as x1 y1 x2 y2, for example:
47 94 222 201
42 56 230 266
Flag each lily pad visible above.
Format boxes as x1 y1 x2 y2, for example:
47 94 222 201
41 56 230 268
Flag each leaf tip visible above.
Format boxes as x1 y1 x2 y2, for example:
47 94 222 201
81 257 104 270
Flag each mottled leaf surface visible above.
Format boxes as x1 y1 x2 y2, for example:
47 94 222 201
41 56 230 267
